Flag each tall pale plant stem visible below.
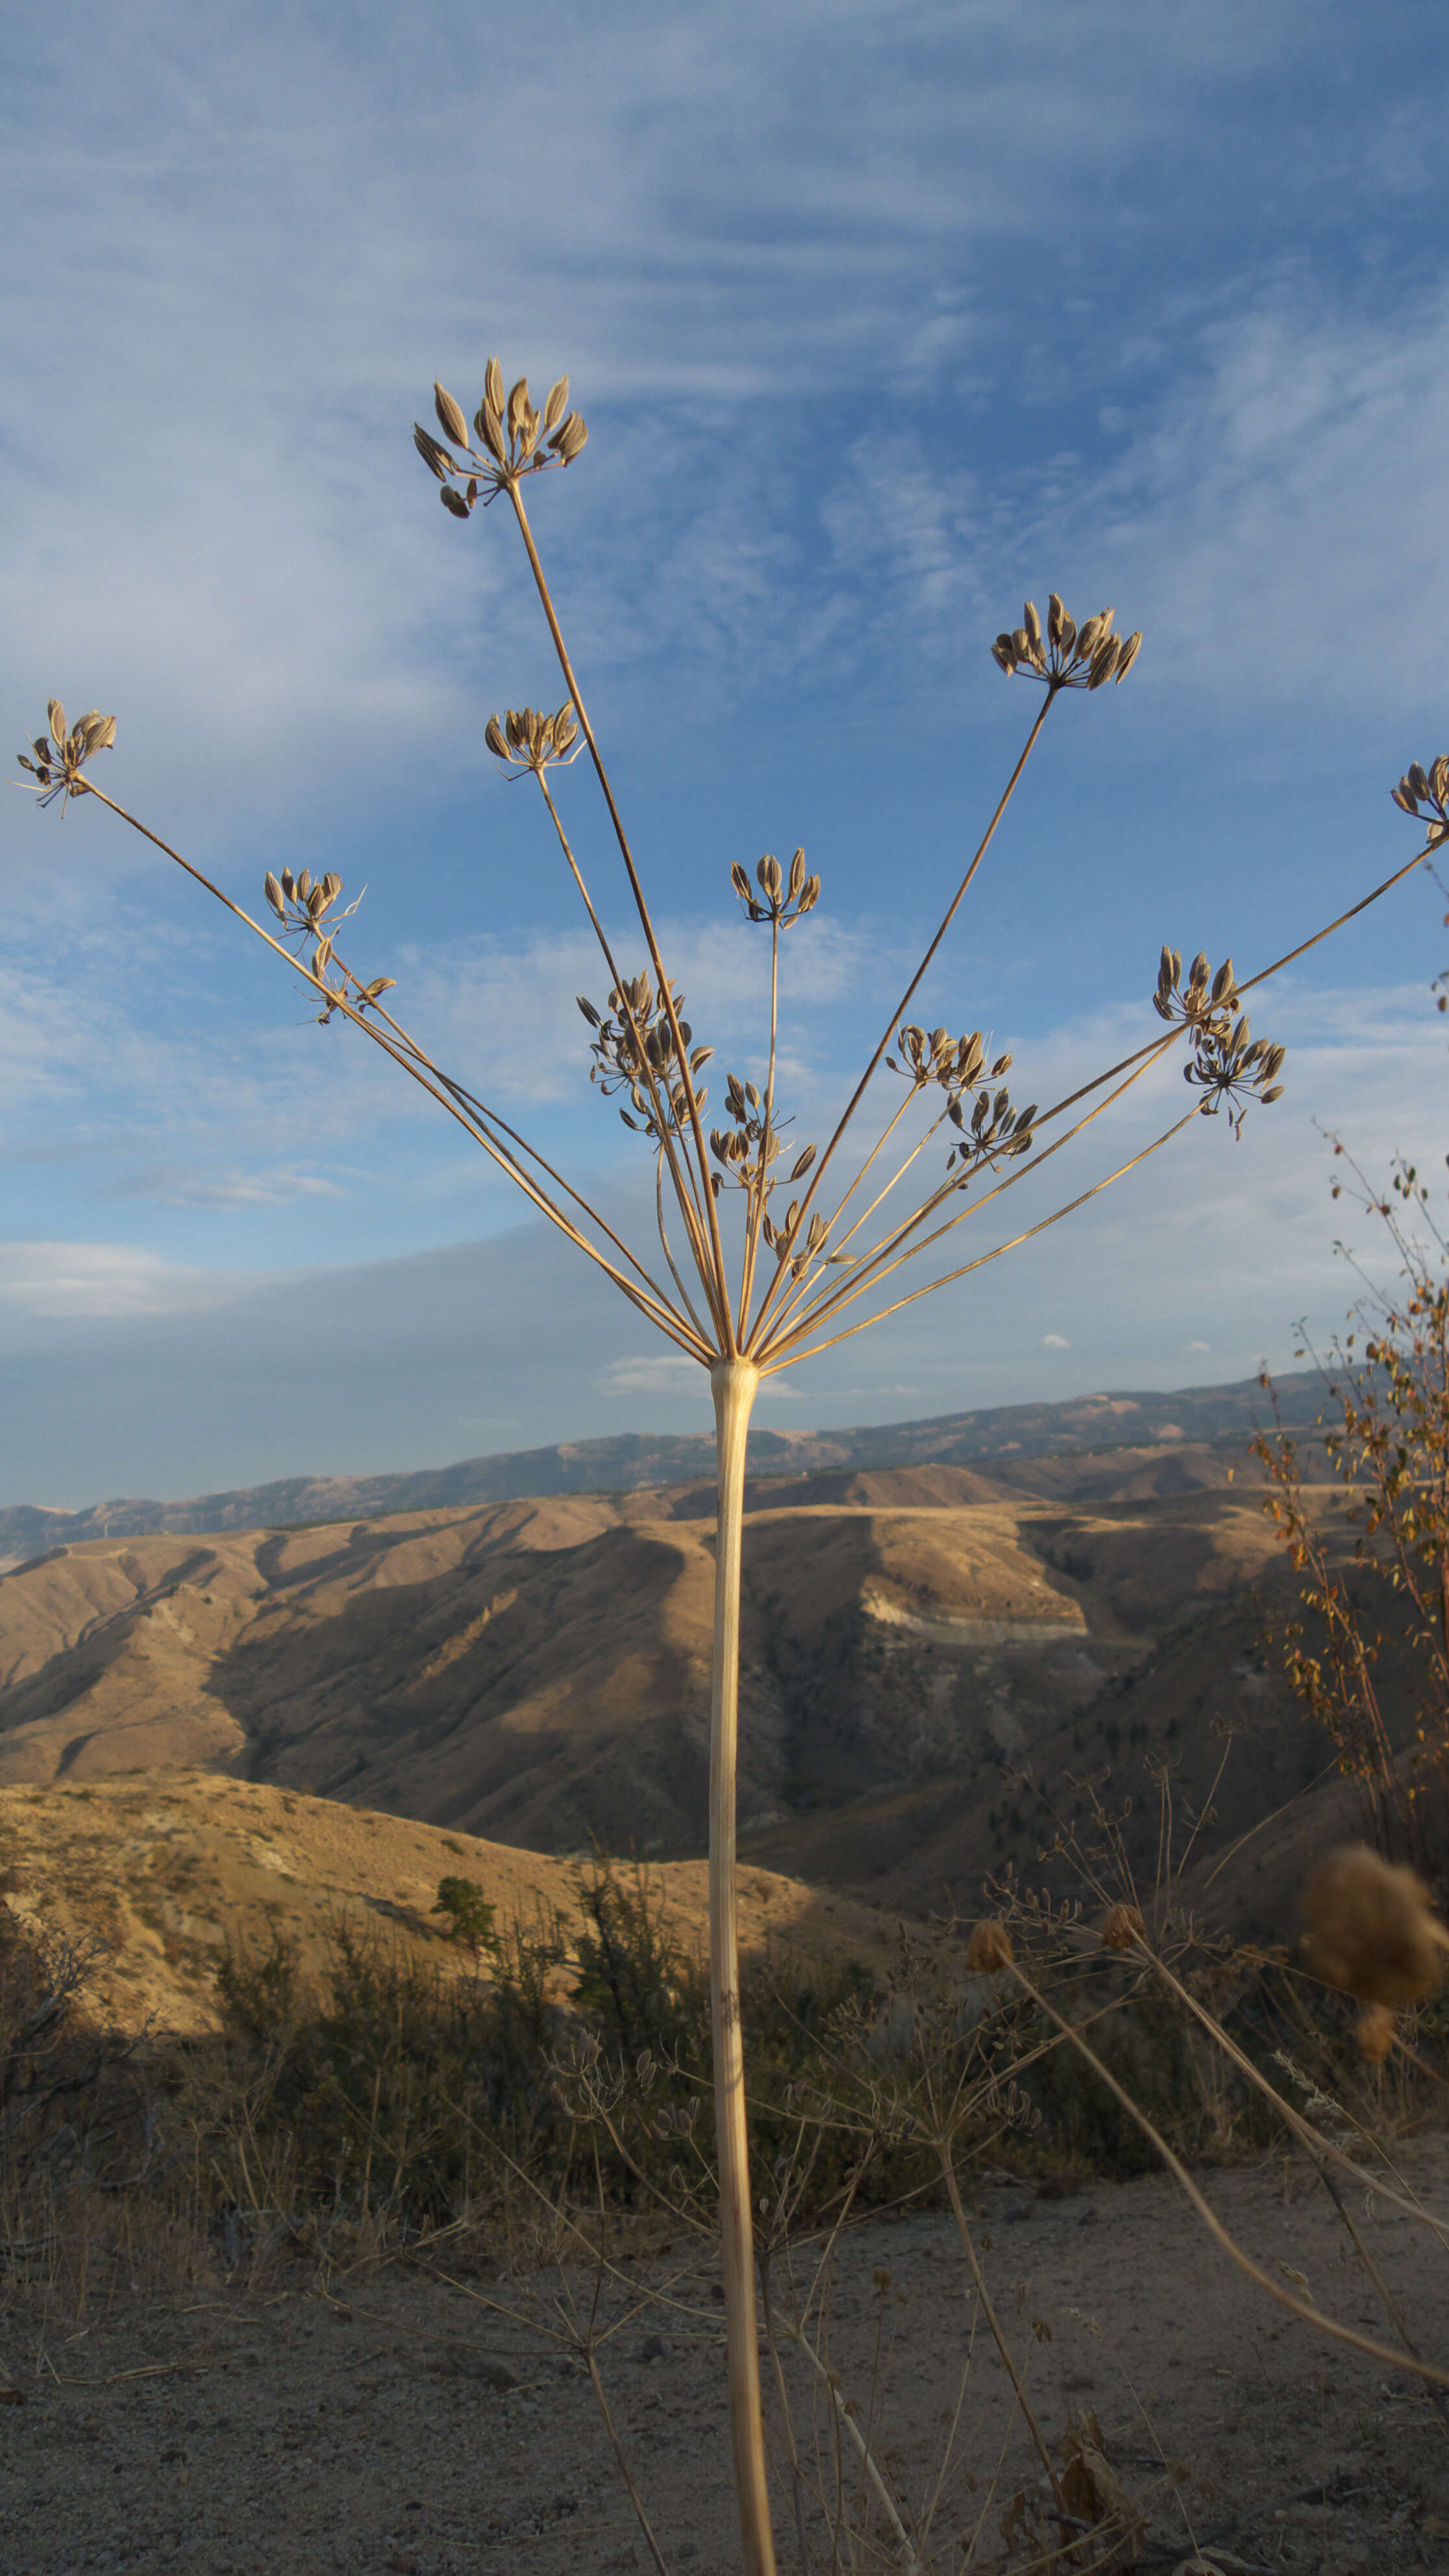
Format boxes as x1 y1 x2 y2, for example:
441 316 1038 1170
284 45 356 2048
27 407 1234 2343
708 1354 776 2576
507 482 737 1341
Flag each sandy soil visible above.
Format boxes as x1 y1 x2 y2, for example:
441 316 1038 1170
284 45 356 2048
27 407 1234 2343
5 2146 1449 2575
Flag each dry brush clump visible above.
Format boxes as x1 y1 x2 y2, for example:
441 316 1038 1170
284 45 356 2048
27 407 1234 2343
1255 1126 1449 1879
15 362 1447 2573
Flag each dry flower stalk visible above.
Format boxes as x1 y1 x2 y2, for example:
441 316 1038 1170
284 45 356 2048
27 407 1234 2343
16 359 1439 2576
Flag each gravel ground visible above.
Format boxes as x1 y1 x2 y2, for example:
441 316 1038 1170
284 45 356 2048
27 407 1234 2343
5 2147 1449 2573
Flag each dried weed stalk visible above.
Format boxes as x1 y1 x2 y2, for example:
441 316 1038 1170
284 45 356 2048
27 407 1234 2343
16 362 1441 2575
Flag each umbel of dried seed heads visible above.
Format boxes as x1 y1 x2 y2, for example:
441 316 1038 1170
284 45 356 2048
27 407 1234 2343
485 703 582 774
413 364 588 515
1391 754 1449 845
1300 1844 1449 2008
1152 948 1286 1139
14 700 116 808
991 594 1142 690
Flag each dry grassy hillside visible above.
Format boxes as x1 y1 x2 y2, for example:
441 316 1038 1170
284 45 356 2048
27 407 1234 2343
0 1771 912 2035
0 1460 1374 1934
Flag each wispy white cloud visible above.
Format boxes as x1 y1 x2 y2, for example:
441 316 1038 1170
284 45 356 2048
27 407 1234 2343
0 1240 264 1319
0 0 1372 839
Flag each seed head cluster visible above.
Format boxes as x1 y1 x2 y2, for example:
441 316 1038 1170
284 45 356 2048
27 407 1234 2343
1153 948 1285 1139
729 849 821 928
486 704 582 776
991 595 1141 691
15 700 115 808
578 973 713 1143
414 361 588 515
1391 755 1449 844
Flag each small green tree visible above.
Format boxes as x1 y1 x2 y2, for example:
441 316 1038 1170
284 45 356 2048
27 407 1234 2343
431 1876 499 1964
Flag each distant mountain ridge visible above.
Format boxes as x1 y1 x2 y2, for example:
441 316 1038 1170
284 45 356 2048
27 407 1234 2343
0 1369 1327 1562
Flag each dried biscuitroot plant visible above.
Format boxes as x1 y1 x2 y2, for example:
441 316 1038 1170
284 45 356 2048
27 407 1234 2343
15 362 1437 2575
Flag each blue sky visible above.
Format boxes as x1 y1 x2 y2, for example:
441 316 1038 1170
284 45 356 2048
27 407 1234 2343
3 1 1448 1503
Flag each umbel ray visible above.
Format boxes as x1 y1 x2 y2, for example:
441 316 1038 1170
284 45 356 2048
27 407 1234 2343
17 358 1443 2576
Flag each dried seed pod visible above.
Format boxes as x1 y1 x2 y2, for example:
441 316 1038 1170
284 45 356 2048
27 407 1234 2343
1023 600 1041 649
1114 630 1142 680
1099 1903 1145 1953
434 382 469 448
543 375 570 434
967 1920 1014 1974
440 487 470 518
1300 1844 1449 2006
788 847 806 900
477 401 506 464
413 424 452 480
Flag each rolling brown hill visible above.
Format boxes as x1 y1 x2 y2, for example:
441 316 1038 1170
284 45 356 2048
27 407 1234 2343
0 1439 1379 1950
0 1770 914 2037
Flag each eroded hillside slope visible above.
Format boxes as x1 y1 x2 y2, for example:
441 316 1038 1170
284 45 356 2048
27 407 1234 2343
0 1453 1370 1942
0 1771 910 2035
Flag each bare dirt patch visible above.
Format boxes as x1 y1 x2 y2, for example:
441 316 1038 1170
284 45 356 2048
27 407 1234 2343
5 2147 1447 2573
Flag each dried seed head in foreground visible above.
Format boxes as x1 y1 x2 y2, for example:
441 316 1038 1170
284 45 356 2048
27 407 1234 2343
967 1919 1014 1974
1300 1844 1449 2007
1391 752 1449 844
1099 1903 1146 1953
15 701 116 808
1355 2003 1396 2065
